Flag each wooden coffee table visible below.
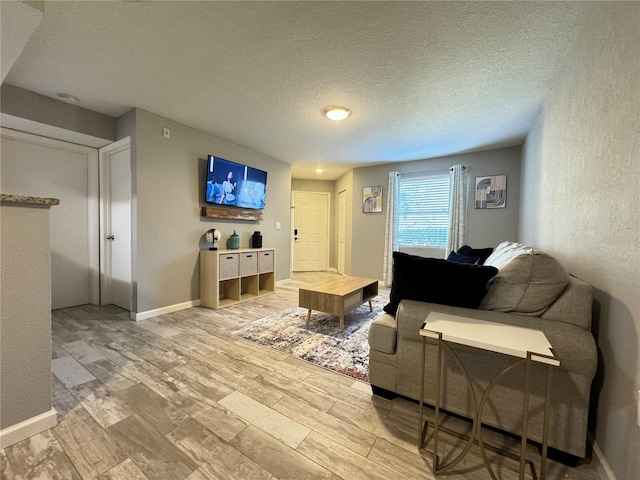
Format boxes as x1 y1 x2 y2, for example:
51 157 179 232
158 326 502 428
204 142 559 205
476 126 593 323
298 276 379 331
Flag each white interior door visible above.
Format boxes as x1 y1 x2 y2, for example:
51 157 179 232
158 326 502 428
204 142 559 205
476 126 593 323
99 138 132 311
0 128 99 309
338 190 346 275
292 191 329 272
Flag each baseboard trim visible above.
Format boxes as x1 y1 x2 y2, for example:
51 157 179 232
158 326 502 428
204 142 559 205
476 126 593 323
590 436 617 480
276 278 291 286
0 408 58 449
133 299 201 321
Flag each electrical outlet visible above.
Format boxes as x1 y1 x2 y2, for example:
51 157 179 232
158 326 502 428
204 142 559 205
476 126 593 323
162 127 170 139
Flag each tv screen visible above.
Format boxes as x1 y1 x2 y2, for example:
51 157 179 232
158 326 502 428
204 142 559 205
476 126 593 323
205 155 267 210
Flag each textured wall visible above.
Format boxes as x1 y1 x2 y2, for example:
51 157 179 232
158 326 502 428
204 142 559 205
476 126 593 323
0 1 42 83
0 203 53 429
521 3 640 478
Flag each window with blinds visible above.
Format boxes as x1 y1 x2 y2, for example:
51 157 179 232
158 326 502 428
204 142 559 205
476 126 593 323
397 172 450 248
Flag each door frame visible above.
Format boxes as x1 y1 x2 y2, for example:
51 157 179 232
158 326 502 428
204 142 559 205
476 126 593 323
0 127 100 305
98 136 132 309
337 189 347 275
290 190 331 272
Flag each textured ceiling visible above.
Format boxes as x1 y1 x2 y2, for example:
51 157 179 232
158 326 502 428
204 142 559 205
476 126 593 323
4 1 586 179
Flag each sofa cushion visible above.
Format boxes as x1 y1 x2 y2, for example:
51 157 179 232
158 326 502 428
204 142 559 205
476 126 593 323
368 313 398 354
383 251 498 316
479 241 570 315
457 245 494 265
446 251 479 264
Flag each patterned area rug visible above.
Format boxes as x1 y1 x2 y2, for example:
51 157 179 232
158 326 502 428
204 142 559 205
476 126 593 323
231 299 386 382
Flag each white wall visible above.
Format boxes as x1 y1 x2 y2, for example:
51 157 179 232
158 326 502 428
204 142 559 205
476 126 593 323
520 3 639 478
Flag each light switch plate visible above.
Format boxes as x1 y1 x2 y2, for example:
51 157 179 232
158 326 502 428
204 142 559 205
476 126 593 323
275 221 281 230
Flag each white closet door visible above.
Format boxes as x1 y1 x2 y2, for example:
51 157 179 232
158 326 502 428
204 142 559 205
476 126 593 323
99 137 132 311
1 129 98 309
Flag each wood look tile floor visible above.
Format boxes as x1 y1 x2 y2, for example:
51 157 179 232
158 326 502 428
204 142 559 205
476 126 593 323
2 273 600 480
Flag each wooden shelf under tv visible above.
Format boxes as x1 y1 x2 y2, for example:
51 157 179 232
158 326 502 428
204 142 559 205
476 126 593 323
201 205 263 221
200 248 275 309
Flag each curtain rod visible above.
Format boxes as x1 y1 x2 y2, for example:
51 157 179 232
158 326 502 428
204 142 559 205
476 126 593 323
398 165 466 178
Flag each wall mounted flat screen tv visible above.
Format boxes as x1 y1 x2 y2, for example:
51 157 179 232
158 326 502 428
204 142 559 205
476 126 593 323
206 155 267 210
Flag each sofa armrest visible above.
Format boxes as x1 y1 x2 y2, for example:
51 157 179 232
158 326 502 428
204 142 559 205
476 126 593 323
542 276 593 330
369 313 397 354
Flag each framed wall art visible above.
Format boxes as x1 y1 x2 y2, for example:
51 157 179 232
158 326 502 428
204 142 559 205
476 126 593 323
475 175 507 209
363 186 383 213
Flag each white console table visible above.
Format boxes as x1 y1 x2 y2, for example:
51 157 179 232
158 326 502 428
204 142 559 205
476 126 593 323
418 312 559 480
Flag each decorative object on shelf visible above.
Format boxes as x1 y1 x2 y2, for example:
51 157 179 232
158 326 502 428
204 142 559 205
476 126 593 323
475 175 507 209
229 230 240 249
205 228 221 250
363 185 383 213
251 231 263 248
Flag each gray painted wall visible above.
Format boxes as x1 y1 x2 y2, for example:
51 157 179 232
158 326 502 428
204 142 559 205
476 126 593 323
520 3 639 478
1 84 116 141
349 146 521 280
0 202 53 429
122 109 292 314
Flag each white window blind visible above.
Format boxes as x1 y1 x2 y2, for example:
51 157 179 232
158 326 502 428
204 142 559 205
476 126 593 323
397 172 450 248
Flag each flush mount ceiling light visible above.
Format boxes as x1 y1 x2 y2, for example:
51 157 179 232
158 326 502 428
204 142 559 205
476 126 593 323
324 106 351 121
315 168 324 173
57 92 79 103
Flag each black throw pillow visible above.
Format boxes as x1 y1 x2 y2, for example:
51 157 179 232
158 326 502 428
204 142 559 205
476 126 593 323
457 245 494 265
383 251 499 316
446 251 479 264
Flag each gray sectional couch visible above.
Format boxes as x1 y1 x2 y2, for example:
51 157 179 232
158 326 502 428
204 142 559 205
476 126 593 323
368 242 597 458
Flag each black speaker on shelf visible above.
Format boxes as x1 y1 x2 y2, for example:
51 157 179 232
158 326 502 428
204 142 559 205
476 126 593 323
251 231 263 248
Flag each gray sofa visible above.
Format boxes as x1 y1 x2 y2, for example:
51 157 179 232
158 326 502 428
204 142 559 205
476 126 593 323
368 242 597 458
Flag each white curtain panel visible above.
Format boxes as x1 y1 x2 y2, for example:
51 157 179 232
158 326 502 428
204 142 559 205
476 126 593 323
446 164 469 255
383 171 399 286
